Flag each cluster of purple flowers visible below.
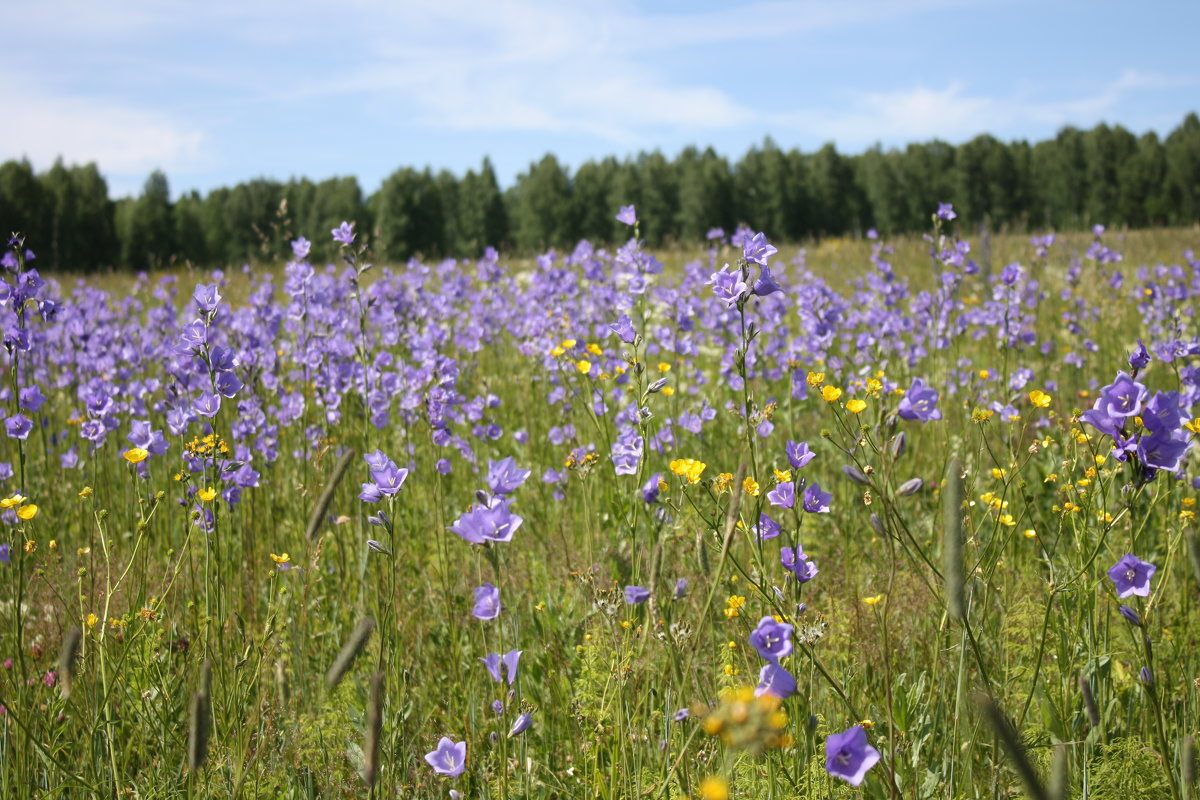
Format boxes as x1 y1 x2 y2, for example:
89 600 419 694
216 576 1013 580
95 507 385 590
1081 370 1192 478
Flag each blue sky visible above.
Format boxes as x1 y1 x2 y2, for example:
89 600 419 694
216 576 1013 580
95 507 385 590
4 0 1197 198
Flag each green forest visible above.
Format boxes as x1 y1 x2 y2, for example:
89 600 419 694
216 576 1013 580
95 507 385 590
3 113 1199 271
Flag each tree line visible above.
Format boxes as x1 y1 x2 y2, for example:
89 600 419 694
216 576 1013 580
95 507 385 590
2 113 1199 271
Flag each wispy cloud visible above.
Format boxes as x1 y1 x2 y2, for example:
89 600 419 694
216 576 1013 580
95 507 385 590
771 68 1199 149
2 77 207 196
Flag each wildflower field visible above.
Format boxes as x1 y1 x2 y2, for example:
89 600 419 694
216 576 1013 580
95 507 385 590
2 206 1200 800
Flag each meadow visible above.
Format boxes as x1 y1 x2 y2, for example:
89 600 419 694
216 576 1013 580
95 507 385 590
0 208 1198 799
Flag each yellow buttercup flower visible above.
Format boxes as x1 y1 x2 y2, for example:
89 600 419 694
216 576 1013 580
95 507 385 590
669 458 707 485
0 494 26 509
699 776 729 800
821 385 843 403
585 343 602 356
806 371 825 386
1028 390 1052 408
123 448 150 464
846 398 867 414
197 487 218 502
1185 418 1200 435
773 468 792 483
560 338 577 349
742 477 760 497
85 613 98 628
270 553 290 564
16 504 38 521
657 362 671 373
863 594 884 606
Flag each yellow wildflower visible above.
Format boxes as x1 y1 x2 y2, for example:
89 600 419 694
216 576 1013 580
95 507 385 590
972 407 994 423
16 504 38 521
699 776 729 800
662 386 675 397
658 362 671 373
742 477 760 497
669 458 707 485
807 371 825 386
85 613 98 628
1029 389 1052 408
123 448 150 464
0 494 26 509
270 553 290 564
773 468 792 483
586 343 602 356
197 487 218 502
863 594 884 606
821 385 843 403
575 360 592 375
846 398 867 414
560 338 577 349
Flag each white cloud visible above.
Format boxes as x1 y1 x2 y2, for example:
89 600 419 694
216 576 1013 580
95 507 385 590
0 80 206 196
771 69 1199 149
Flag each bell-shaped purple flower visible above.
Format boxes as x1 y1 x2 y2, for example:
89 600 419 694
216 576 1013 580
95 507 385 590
472 583 501 620
5 414 32 440
450 498 524 545
748 616 793 662
1129 340 1151 370
802 482 831 514
781 546 818 583
193 284 221 314
331 221 355 245
18 385 45 413
751 265 782 297
194 392 221 418
743 231 778 266
609 314 637 344
487 456 530 496
755 513 781 540
508 712 533 737
1098 372 1147 418
897 378 941 422
708 264 748 308
615 205 637 226
641 473 661 503
755 663 797 699
786 440 815 470
424 737 466 776
1107 553 1156 598
825 725 881 786
766 481 795 509
624 585 650 604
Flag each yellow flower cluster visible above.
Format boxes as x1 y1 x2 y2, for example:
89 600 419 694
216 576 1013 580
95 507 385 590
702 686 791 755
669 458 707 485
185 433 230 459
1 494 38 520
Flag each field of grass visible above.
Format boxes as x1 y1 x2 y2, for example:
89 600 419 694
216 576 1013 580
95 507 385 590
2 215 1199 799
